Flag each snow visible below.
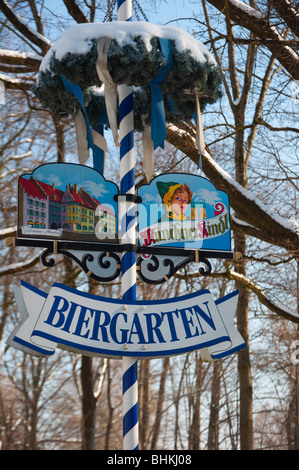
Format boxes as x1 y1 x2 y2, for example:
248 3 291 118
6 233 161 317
227 0 263 18
8 4 52 47
0 253 41 275
231 270 298 320
232 215 255 229
40 21 216 72
0 73 32 85
228 0 299 62
168 123 299 236
0 49 42 62
202 149 299 234
0 225 16 237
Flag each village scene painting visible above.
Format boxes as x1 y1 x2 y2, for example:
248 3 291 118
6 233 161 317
17 163 118 242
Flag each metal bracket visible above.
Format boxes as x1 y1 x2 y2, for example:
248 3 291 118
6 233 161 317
7 237 239 284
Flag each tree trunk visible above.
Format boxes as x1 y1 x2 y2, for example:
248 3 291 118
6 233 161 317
188 352 201 450
295 263 299 449
104 360 114 450
235 232 253 450
207 359 221 449
53 116 65 163
150 358 169 449
81 355 96 450
139 359 150 450
81 279 98 450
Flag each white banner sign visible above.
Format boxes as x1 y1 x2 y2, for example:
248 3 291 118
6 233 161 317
7 281 246 361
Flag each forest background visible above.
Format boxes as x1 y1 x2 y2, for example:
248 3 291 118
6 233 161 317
0 0 299 451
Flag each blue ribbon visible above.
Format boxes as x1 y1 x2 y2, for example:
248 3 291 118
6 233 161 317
61 75 105 174
151 38 172 150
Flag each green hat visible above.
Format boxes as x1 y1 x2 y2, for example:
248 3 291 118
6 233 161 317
156 181 182 206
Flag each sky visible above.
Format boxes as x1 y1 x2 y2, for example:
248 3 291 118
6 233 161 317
43 0 199 40
23 163 118 207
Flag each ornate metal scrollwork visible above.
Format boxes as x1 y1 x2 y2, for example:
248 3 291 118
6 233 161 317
198 258 212 276
136 254 191 284
66 250 121 282
40 248 56 268
12 237 235 284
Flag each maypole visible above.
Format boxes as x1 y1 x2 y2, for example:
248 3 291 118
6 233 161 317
117 0 139 451
7 0 247 454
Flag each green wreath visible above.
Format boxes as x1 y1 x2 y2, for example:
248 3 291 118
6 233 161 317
33 22 222 132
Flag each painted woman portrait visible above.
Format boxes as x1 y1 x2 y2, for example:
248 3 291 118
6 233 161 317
156 181 194 222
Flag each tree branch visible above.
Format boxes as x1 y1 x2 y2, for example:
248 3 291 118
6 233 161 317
0 49 42 71
206 0 299 79
0 252 42 277
166 123 299 256
176 262 299 323
62 0 89 23
0 73 35 91
268 0 299 39
0 0 51 54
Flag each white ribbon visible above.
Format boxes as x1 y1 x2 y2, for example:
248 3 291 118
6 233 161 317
195 92 206 158
75 109 108 166
96 37 119 147
75 109 91 164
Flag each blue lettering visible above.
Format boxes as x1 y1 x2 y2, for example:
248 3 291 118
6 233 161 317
192 301 216 331
161 310 180 342
44 296 69 328
127 313 147 344
61 301 79 333
110 312 128 344
145 313 166 343
180 308 200 338
90 310 111 343
73 306 93 339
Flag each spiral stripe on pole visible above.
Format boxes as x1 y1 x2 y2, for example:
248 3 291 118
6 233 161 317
117 0 139 451
118 0 132 21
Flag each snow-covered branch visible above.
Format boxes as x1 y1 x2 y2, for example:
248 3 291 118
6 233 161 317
0 226 16 240
222 263 299 323
175 263 298 323
0 0 52 54
0 49 42 70
206 0 299 80
0 252 42 277
0 72 36 90
166 123 299 255
268 0 299 39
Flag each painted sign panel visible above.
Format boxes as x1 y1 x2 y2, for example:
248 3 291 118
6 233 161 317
8 281 246 360
18 162 118 242
137 173 231 251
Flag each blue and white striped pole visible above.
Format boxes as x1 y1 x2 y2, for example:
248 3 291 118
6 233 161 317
117 0 139 450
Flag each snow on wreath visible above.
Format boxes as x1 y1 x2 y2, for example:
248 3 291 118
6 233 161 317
33 22 222 131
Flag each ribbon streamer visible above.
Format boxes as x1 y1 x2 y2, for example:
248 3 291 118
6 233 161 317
74 109 90 164
150 38 172 150
142 38 172 182
61 75 106 174
96 37 119 147
195 92 206 169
